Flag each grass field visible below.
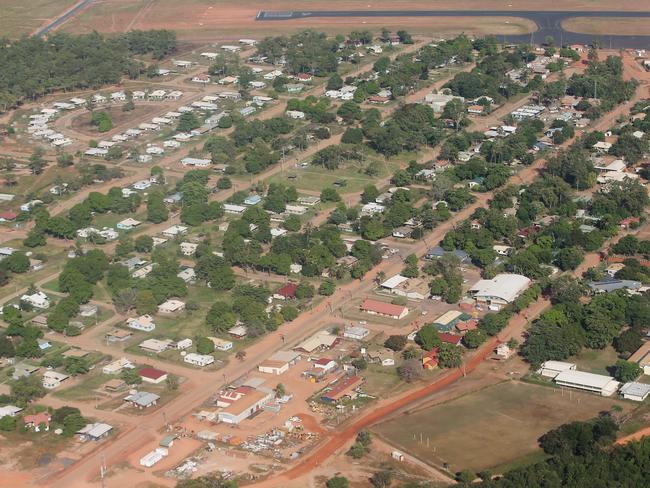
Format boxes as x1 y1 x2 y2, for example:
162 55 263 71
1 0 77 38
373 381 631 474
563 17 650 36
568 346 619 376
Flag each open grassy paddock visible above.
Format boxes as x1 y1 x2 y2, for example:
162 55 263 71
1 0 77 38
373 380 632 474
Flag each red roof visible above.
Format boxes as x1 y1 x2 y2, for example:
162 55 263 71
609 256 650 267
438 333 462 345
24 412 51 426
297 73 312 80
322 375 364 401
138 367 167 380
456 319 478 332
360 298 407 317
314 357 333 366
620 217 640 227
0 212 17 220
368 96 389 103
276 283 298 298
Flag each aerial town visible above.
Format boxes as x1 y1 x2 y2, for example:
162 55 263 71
0 2 650 488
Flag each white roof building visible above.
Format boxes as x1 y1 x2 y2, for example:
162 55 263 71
619 382 650 401
158 299 185 314
469 274 531 306
537 361 577 378
180 242 198 256
127 315 156 332
184 353 214 367
20 291 50 309
139 338 172 354
162 225 188 237
553 370 620 396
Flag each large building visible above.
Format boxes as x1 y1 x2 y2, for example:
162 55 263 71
537 361 577 378
553 370 620 397
469 273 531 307
217 387 274 424
628 341 650 375
360 298 408 320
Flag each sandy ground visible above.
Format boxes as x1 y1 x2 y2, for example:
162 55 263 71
56 0 650 40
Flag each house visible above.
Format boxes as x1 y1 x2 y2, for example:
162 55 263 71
175 338 193 350
24 412 51 432
43 371 70 389
294 330 339 353
127 315 156 332
469 274 531 307
495 343 514 360
456 319 479 333
286 110 305 119
208 337 233 351
79 304 97 317
368 95 389 104
321 375 365 403
217 388 274 424
181 157 211 167
360 299 408 320
274 283 298 300
438 333 462 345
124 391 160 409
160 434 178 448
424 93 465 113
138 367 168 384
224 204 246 214
467 104 485 115
104 378 126 392
37 338 52 351
285 205 307 215
553 370 620 397
286 84 303 94
380 275 430 301
492 245 513 256
425 246 470 263
140 448 168 467
366 348 395 366
177 267 196 283
162 225 188 237
179 242 198 256
102 357 133 375
344 326 370 341
11 363 39 380
20 291 49 309
593 141 612 153
239 106 256 117
298 196 320 206
244 194 262 206
116 218 141 230
158 299 185 314
628 341 650 375
392 226 411 239
192 73 211 84
139 339 172 354
228 325 248 339
619 217 640 229
77 422 113 441
0 405 23 418
31 315 48 328
588 278 642 294
619 382 650 401
184 353 214 367
0 211 17 222
132 263 154 279
258 350 301 375
313 358 337 372
537 360 577 378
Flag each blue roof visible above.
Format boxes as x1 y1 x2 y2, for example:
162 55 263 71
425 247 469 262
588 279 642 293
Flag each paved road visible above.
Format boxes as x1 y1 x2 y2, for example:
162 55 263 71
34 0 96 37
257 9 650 48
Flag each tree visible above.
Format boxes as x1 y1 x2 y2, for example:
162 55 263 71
4 252 29 273
57 152 74 167
318 280 336 296
554 247 584 271
166 374 179 391
147 191 169 223
370 470 392 488
135 290 157 315
457 470 476 483
62 412 87 437
415 325 442 351
320 187 341 202
326 73 343 90
351 357 367 370
196 337 215 355
274 383 286 398
91 111 113 132
121 369 142 385
463 329 487 349
398 358 423 382
135 235 154 252
295 282 315 299
0 415 16 431
326 476 349 488
216 177 232 189
548 276 585 305
0 335 16 358
384 335 407 351
206 301 237 333
11 375 46 403
613 360 641 382
438 343 462 368
28 147 46 175
177 112 200 132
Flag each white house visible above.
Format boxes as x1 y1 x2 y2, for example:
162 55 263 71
181 157 211 167
177 268 196 283
537 361 577 378
127 315 156 332
20 291 50 309
469 273 531 307
208 337 233 351
158 299 185 314
102 357 134 375
184 353 214 367
180 242 198 256
619 382 650 402
43 371 70 389
286 110 305 120
344 326 370 341
162 225 188 238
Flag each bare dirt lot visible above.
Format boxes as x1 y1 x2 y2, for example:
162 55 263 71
57 0 650 41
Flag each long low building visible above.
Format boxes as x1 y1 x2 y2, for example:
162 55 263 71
553 370 620 397
217 388 274 424
360 298 408 320
628 341 650 375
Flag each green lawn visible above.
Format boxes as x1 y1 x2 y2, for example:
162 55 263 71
569 346 619 376
53 372 113 401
